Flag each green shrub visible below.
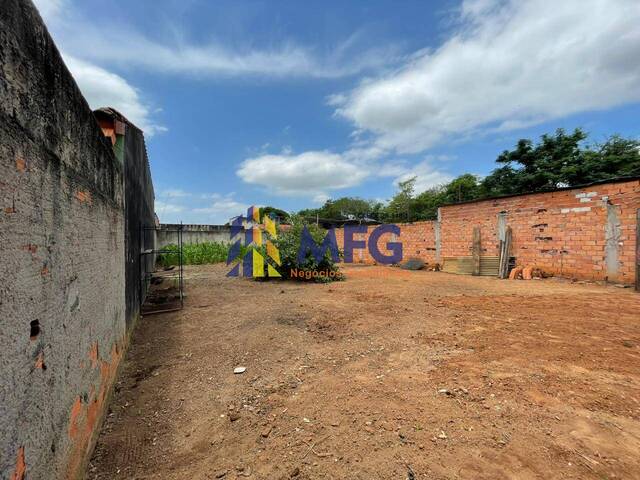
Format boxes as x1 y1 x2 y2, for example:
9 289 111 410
157 241 230 267
157 220 342 283
273 215 342 282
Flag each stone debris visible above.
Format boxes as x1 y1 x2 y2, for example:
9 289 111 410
400 258 425 270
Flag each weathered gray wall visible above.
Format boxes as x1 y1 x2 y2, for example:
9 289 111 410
156 224 232 248
121 115 155 328
0 2 126 479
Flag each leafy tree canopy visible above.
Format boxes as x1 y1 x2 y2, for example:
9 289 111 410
480 128 640 196
299 197 384 222
297 130 639 223
261 206 290 223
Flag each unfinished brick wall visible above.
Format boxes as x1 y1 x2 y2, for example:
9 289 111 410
334 221 437 265
331 180 638 282
1 2 126 479
439 179 639 283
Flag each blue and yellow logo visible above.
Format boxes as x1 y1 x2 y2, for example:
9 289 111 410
226 206 281 277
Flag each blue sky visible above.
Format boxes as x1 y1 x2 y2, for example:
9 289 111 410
34 0 640 223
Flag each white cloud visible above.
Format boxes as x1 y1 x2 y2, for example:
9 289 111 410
33 0 398 141
199 192 223 199
155 200 185 217
313 193 330 205
33 0 399 80
62 55 166 136
237 151 369 198
326 93 347 106
155 191 249 224
393 159 454 194
160 188 191 198
77 37 396 79
376 161 410 178
32 0 67 21
336 0 640 154
237 146 454 200
34 0 165 135
193 195 249 224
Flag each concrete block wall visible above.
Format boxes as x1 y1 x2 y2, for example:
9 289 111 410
95 108 156 327
1 2 126 479
439 179 640 283
121 115 156 328
334 222 437 265
156 224 233 249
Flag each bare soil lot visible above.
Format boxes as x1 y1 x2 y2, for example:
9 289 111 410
88 265 640 480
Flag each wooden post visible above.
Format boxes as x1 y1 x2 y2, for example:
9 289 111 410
636 209 640 292
472 226 481 276
499 226 512 279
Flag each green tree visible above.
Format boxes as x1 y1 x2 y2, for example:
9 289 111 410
298 197 384 222
299 130 639 224
273 215 342 282
576 135 640 182
297 206 322 221
322 197 377 220
441 174 482 203
261 206 289 223
385 177 417 222
481 129 640 196
412 187 445 220
481 128 588 195
384 174 481 221
478 165 521 197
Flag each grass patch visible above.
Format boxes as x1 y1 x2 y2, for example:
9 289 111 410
158 242 230 267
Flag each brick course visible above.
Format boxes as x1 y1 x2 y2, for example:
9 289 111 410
334 221 437 265
439 179 639 283
334 179 639 283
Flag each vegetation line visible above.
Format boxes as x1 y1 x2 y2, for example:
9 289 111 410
297 129 640 223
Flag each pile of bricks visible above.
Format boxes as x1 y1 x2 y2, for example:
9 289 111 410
508 265 550 280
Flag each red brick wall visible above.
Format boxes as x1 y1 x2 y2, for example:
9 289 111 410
334 221 437 265
332 180 638 282
439 179 639 283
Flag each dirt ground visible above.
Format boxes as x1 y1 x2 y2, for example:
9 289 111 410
87 265 640 480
